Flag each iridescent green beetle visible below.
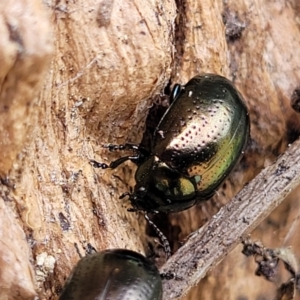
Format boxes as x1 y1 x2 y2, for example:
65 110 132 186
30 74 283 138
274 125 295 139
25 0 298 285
59 249 162 300
91 73 250 213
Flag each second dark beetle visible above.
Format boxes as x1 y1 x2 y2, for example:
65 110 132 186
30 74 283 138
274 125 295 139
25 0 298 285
59 249 162 300
91 74 250 213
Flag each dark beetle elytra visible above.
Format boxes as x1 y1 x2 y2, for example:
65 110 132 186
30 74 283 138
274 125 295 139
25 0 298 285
91 73 250 213
59 249 162 300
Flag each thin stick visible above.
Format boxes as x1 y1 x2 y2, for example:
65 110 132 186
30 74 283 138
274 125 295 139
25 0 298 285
160 139 300 299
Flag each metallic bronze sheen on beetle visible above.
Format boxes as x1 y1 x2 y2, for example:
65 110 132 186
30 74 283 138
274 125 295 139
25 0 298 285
132 74 249 212
155 74 249 197
59 249 162 300
91 74 249 213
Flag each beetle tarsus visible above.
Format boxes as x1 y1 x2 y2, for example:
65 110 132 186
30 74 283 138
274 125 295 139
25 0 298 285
103 143 140 152
160 271 175 280
90 160 109 169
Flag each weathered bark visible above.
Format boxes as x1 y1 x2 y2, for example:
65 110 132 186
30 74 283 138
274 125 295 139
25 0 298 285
1 0 300 299
0 0 53 299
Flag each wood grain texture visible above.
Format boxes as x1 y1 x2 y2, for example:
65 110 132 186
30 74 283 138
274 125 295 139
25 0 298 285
1 0 176 299
0 0 53 176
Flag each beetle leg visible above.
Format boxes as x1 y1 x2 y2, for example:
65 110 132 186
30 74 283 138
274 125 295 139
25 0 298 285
103 143 150 158
90 144 150 169
144 213 171 259
103 143 140 152
160 272 183 281
90 155 140 170
160 271 175 280
90 160 110 169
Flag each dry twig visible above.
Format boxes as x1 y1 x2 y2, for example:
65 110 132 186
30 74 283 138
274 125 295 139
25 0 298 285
161 139 300 299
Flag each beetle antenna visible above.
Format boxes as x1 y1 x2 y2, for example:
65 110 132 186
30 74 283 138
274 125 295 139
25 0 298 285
144 213 171 259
